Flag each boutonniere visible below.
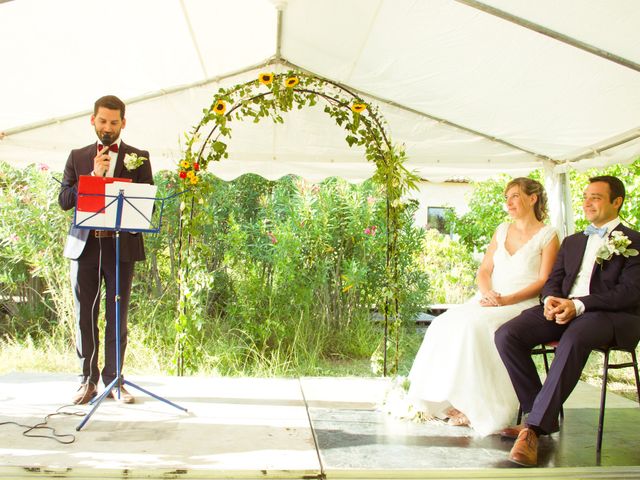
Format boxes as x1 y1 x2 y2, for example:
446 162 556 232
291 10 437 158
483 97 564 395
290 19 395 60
595 230 639 265
124 153 148 171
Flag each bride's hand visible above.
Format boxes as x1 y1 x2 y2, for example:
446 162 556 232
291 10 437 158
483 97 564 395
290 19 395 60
479 297 494 307
480 290 501 307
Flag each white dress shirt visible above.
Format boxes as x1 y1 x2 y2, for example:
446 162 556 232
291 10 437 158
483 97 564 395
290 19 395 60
569 217 621 315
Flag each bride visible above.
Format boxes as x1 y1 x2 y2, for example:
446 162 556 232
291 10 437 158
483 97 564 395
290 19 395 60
407 177 559 436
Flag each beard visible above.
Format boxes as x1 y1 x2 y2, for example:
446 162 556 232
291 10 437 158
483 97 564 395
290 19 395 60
95 127 122 144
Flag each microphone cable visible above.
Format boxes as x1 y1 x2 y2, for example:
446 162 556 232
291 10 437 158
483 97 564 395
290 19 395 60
86 237 104 390
0 405 85 444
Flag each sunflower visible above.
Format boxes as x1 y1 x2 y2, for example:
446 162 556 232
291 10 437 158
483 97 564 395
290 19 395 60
258 72 274 85
213 99 226 115
351 103 367 114
285 76 299 88
180 160 190 169
190 176 198 185
187 170 196 179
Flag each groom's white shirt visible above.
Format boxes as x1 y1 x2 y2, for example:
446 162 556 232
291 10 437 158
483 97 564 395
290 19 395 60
569 217 621 316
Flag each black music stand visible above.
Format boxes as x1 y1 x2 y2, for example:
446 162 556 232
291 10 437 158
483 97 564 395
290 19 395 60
73 178 187 430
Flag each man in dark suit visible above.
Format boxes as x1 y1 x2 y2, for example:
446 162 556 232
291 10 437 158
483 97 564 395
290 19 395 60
58 95 153 404
495 175 640 467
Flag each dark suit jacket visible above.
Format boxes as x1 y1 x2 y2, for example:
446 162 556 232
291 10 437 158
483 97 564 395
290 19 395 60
58 141 154 263
541 223 640 350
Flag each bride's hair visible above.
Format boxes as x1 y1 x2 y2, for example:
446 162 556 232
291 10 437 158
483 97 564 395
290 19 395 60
505 177 548 221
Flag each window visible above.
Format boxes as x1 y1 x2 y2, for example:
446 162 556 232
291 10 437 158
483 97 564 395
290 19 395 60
427 206 452 234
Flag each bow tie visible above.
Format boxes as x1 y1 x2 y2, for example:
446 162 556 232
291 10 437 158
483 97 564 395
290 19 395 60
98 143 119 153
584 225 608 238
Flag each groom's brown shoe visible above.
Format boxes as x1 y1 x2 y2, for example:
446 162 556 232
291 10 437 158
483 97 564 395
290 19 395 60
72 382 97 405
508 427 538 467
499 423 526 439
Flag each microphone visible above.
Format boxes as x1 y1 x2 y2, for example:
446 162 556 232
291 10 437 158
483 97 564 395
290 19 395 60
100 133 112 177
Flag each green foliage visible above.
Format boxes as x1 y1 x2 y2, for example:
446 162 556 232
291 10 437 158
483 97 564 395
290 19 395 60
0 163 74 342
0 162 431 377
444 176 509 253
176 71 421 374
419 229 478 304
172 173 429 374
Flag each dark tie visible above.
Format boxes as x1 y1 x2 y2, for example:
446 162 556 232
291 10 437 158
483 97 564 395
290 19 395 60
584 225 607 238
98 143 119 153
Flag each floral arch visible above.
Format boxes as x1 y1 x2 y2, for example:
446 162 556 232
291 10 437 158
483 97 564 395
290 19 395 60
174 70 418 376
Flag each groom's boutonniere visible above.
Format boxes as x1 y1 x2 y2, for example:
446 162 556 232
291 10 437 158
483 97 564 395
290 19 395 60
124 153 147 171
595 231 639 265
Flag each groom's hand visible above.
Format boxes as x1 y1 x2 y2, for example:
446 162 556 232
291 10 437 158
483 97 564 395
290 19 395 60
543 296 561 320
553 298 577 324
544 296 576 324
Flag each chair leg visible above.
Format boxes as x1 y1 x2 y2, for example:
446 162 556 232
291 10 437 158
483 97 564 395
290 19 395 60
542 347 564 421
542 348 550 373
597 349 610 456
631 350 640 406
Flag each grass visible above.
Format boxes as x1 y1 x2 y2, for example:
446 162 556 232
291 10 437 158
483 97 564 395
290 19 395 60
581 349 640 402
1 318 638 407
0 311 406 378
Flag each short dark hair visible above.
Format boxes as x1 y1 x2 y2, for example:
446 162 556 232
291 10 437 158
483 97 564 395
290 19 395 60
589 175 625 212
94 95 125 119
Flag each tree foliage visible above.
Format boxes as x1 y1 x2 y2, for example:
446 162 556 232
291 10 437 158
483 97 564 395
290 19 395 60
444 176 509 253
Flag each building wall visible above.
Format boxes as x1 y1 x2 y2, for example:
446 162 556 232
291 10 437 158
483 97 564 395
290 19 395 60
408 181 473 230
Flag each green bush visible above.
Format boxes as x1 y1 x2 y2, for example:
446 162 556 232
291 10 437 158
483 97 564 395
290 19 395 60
168 174 430 374
0 164 431 376
0 163 74 343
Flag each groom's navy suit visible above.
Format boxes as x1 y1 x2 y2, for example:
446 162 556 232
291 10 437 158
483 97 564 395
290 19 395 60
59 141 153 386
495 223 640 434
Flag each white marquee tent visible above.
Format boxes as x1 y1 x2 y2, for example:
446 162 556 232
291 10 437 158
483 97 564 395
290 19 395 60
2 0 640 232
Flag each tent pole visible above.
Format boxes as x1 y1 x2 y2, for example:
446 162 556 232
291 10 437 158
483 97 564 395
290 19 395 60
455 0 640 73
274 3 284 60
561 172 575 237
544 164 573 240
179 0 208 79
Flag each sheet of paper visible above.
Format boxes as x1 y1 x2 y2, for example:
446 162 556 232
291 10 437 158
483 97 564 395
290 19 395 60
75 176 132 228
104 182 158 230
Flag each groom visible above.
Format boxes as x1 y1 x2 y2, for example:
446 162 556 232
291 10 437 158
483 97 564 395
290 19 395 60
495 175 640 467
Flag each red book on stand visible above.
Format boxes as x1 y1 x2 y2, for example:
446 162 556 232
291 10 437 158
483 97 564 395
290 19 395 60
77 175 132 213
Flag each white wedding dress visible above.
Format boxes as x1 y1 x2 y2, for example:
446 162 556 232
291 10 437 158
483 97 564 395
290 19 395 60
407 222 557 436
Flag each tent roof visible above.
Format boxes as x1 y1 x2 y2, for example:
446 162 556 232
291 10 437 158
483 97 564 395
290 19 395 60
1 0 640 182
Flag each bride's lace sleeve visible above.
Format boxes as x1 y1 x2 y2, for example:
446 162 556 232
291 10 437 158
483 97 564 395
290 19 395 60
541 225 559 247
